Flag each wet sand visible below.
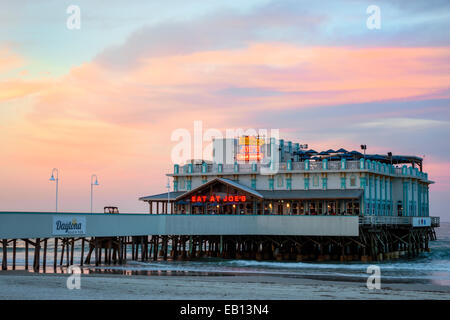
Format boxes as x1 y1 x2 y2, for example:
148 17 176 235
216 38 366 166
0 271 449 300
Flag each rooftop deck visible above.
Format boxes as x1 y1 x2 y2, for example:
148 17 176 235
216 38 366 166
171 160 431 182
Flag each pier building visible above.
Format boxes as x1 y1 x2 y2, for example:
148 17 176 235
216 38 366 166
0 136 440 270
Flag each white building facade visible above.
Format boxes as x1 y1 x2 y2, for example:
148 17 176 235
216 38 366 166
143 137 432 217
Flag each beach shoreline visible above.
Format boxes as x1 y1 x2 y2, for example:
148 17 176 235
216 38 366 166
1 270 449 300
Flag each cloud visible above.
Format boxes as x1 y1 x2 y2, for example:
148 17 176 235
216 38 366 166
94 2 327 70
357 118 449 129
0 47 23 73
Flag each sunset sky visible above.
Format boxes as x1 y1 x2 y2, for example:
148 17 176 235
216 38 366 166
1 1 449 219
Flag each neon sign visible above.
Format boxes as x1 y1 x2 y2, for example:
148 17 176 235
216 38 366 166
191 195 247 203
237 136 264 161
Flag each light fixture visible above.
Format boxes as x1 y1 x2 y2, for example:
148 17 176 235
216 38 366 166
49 168 59 212
90 174 100 213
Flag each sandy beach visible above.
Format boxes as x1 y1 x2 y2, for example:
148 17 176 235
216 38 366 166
0 271 449 300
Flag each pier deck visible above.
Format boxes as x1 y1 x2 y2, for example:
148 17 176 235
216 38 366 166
0 212 439 271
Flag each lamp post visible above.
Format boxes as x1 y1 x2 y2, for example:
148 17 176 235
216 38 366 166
49 168 59 212
167 177 171 214
90 174 99 213
360 144 367 160
388 152 393 166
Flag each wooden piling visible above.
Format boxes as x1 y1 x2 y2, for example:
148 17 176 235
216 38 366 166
60 239 65 266
70 238 75 265
12 239 16 270
25 239 29 270
140 236 145 261
43 239 48 272
80 238 85 266
54 238 58 270
66 239 70 267
94 239 99 266
153 236 159 261
33 238 40 272
163 236 168 260
1 239 7 270
123 237 127 262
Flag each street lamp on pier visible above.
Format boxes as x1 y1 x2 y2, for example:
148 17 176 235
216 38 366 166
49 168 59 212
90 174 99 213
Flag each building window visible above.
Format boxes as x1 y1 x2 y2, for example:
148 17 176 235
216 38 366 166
350 175 356 187
269 177 274 190
277 175 284 188
313 175 319 187
286 178 292 190
179 178 185 189
309 202 316 215
322 178 327 190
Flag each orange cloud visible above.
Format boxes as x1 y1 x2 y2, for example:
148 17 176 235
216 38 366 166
0 47 22 73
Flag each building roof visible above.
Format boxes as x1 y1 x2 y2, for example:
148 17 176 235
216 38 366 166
139 191 185 202
139 184 363 202
174 178 264 201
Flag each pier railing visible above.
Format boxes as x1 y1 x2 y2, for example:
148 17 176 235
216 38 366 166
177 160 429 180
359 216 440 227
431 217 440 227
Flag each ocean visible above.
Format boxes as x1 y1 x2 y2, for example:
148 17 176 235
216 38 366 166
3 223 450 286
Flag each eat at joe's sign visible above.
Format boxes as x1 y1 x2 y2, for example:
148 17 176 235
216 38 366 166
191 195 247 203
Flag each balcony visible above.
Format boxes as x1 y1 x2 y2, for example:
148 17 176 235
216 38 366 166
175 160 430 181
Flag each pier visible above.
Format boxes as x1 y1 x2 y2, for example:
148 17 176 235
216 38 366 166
0 212 439 271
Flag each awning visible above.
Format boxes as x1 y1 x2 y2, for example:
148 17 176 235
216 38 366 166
175 178 264 201
139 188 363 202
139 191 185 202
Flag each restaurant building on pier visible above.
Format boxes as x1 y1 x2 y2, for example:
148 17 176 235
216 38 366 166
140 136 432 220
